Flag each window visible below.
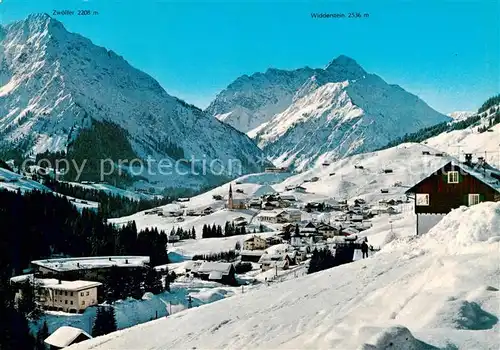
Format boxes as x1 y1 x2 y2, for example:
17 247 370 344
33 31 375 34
416 193 429 206
448 171 459 184
65 300 68 304
80 292 84 296
70 292 73 296
86 291 89 296
82 301 85 306
70 301 73 305
468 194 480 206
65 291 68 296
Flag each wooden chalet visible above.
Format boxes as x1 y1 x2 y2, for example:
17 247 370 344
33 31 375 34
406 160 500 235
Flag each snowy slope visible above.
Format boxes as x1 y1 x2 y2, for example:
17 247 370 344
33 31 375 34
0 167 49 192
0 14 266 184
425 113 500 167
448 111 475 122
273 143 454 203
63 181 161 201
69 202 500 350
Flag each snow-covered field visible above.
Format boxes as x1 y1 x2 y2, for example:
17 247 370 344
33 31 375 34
69 202 500 350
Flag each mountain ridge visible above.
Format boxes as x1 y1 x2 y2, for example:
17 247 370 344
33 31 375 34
0 13 268 188
207 55 450 170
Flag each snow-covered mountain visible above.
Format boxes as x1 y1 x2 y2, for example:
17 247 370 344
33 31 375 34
207 55 449 171
0 14 267 186
205 67 317 133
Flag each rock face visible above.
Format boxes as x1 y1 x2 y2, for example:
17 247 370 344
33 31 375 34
0 14 267 186
207 55 449 170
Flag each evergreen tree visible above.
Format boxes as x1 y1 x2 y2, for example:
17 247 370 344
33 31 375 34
36 320 49 350
17 280 42 321
92 306 117 337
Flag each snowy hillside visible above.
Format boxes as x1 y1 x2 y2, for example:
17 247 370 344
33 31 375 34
448 111 475 122
274 143 454 203
0 14 266 185
425 109 500 167
69 202 500 350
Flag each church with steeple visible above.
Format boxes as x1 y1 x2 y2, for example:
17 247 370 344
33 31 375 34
227 184 234 210
226 183 247 210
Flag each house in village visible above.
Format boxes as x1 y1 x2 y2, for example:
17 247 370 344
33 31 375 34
232 216 248 227
405 158 500 235
10 275 101 314
243 235 267 250
258 210 286 223
30 256 150 283
316 222 340 238
294 186 307 193
248 198 262 209
261 201 278 210
202 206 214 215
240 250 265 262
45 326 92 349
266 236 283 246
191 262 237 285
258 253 294 272
279 194 296 202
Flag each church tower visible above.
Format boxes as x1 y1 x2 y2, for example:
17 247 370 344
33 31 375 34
228 183 234 210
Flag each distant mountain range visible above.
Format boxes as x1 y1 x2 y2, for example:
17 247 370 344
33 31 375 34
0 14 267 189
207 55 450 170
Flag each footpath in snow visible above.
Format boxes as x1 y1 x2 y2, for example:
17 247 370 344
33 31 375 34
69 202 500 350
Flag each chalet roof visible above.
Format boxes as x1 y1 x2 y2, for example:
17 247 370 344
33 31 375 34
31 256 150 272
244 235 266 243
316 223 336 230
240 250 265 256
406 161 500 194
44 326 91 348
40 279 102 291
257 210 285 218
195 262 234 275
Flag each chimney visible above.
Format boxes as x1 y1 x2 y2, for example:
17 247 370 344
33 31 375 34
125 259 129 264
58 279 61 284
77 262 80 267
109 257 112 261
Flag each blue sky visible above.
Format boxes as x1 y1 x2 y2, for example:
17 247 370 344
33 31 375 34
0 0 498 113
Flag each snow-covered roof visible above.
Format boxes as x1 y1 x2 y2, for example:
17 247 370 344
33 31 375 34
257 210 285 218
196 262 234 275
40 279 102 291
44 326 91 348
406 160 500 193
279 194 296 200
240 250 265 256
31 256 150 272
